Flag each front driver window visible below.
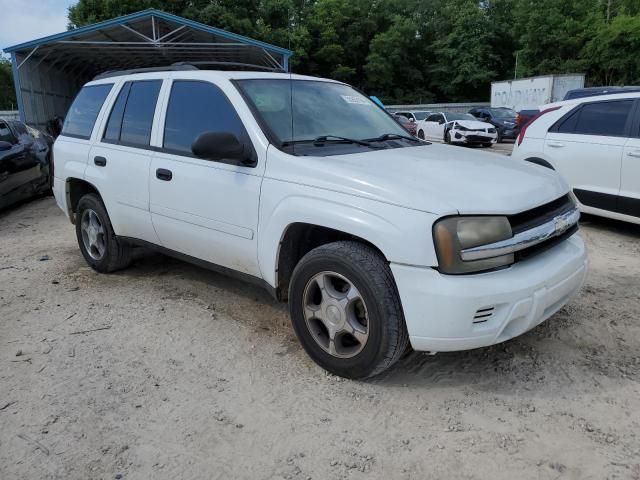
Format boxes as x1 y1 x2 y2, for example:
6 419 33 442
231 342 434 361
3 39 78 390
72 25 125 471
0 122 16 144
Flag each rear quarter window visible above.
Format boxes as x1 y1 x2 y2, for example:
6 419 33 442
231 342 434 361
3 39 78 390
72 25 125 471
555 100 634 137
62 84 113 139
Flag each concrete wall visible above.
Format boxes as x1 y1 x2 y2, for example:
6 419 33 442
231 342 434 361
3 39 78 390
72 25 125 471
0 110 20 121
386 102 490 113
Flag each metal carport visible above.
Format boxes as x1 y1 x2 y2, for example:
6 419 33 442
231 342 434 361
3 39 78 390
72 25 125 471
3 9 293 129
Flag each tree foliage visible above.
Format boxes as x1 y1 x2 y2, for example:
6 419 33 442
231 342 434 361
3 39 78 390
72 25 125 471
63 0 640 104
0 58 17 110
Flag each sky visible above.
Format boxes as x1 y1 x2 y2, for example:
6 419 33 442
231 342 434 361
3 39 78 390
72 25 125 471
0 0 76 55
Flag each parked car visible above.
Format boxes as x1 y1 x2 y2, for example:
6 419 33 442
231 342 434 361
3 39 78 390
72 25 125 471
53 68 586 378
0 118 53 210
563 86 640 101
468 107 518 142
393 110 432 123
417 112 497 146
393 113 417 137
512 92 640 225
516 109 540 129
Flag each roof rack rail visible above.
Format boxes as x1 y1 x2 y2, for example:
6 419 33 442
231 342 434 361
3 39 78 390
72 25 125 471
93 63 199 80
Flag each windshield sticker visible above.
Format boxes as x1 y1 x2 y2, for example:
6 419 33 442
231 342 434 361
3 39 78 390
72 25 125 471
341 95 370 105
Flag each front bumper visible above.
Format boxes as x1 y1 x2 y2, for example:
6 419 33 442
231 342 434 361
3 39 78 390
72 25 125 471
500 128 518 139
453 131 497 144
391 234 587 352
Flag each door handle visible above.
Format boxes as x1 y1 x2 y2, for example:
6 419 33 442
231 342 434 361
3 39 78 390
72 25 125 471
548 142 565 148
627 151 640 158
94 156 107 166
156 168 172 181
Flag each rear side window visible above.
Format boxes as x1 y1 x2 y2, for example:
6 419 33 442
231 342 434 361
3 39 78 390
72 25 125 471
163 80 246 156
103 80 162 147
557 100 634 137
0 122 16 143
62 84 113 139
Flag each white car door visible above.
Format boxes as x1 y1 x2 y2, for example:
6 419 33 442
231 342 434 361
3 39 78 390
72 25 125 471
543 99 634 212
85 78 163 243
421 114 444 141
148 78 264 277
620 104 640 218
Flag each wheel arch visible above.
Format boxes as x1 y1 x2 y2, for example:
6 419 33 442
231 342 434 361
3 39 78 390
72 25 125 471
524 157 555 170
273 222 386 302
65 177 102 224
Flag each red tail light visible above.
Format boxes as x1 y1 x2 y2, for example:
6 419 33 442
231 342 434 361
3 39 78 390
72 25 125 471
516 106 561 146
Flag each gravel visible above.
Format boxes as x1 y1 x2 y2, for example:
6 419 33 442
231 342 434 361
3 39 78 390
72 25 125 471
1 196 639 479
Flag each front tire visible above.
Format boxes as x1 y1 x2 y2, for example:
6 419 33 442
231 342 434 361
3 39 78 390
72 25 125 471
289 241 409 379
75 193 131 273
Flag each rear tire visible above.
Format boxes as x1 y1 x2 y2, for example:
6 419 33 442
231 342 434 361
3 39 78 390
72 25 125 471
75 193 131 273
289 241 409 379
418 130 425 140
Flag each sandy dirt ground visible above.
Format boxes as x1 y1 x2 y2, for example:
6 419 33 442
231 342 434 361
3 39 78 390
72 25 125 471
1 196 639 480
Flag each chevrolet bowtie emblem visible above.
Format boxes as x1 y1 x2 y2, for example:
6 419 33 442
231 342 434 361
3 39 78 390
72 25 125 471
554 215 571 235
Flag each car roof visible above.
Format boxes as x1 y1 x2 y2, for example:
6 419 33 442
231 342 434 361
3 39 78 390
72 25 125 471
545 91 640 110
86 69 340 86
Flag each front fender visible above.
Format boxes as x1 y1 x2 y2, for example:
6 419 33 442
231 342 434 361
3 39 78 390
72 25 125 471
257 179 439 287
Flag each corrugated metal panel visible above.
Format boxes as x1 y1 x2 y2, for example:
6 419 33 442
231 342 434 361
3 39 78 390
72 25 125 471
3 9 293 128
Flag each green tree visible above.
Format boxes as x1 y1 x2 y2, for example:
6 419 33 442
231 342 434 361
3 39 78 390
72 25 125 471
0 58 17 111
583 13 640 85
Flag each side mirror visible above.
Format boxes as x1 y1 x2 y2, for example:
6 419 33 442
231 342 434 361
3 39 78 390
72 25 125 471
191 132 256 167
0 141 13 151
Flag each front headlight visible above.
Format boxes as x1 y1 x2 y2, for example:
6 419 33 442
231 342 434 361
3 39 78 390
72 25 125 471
433 216 514 274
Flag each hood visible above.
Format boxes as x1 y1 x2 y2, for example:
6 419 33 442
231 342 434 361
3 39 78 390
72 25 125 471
268 143 569 216
451 119 494 130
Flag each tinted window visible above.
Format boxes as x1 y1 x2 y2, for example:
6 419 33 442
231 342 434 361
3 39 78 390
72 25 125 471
11 122 28 137
0 122 15 143
425 114 439 122
103 83 130 142
560 100 633 136
164 81 246 155
62 84 113 139
119 80 161 147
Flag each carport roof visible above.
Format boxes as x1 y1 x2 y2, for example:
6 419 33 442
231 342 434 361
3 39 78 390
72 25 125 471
3 9 293 74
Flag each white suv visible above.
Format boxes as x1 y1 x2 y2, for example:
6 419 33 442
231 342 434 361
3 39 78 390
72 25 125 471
512 92 640 224
53 67 587 378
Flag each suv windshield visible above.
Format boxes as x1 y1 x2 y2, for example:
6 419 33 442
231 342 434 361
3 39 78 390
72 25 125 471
447 113 477 121
489 108 516 118
236 79 414 153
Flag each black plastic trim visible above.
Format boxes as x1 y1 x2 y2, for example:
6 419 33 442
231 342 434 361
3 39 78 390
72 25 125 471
524 157 555 170
574 188 640 218
119 236 278 300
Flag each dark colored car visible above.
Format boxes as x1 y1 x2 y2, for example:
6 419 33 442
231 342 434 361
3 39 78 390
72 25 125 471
516 109 540 129
563 86 640 101
0 119 53 210
468 107 518 142
393 113 417 137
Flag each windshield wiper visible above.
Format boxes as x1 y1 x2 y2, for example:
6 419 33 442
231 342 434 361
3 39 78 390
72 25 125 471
313 135 378 147
366 133 421 143
282 135 380 148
